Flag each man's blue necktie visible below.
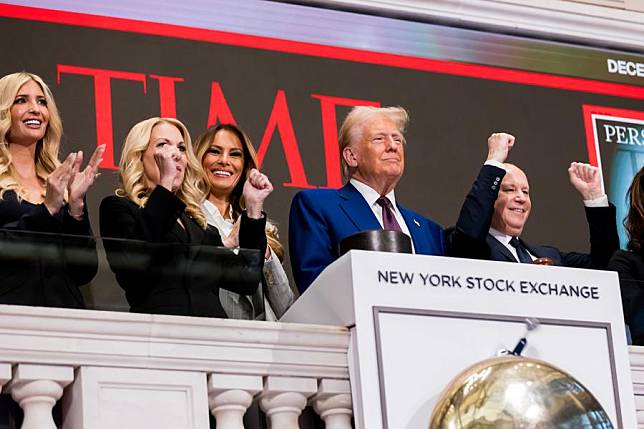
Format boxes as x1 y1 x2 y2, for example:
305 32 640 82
509 237 533 263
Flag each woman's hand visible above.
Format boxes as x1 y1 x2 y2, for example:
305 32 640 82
154 144 181 192
243 169 273 219
222 217 241 249
68 145 106 218
221 210 271 259
44 152 76 215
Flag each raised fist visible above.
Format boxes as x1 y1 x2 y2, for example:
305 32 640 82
243 168 273 219
154 144 183 191
568 162 603 200
486 132 515 163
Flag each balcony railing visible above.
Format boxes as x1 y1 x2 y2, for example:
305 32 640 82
0 304 352 428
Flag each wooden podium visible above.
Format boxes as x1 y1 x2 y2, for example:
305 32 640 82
281 250 637 428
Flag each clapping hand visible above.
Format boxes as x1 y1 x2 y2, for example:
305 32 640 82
568 162 603 201
67 144 106 218
243 169 273 219
486 132 515 163
44 152 77 215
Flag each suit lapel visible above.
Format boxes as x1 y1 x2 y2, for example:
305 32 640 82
399 205 424 252
522 241 545 259
338 183 381 231
179 214 202 288
487 234 518 262
164 213 192 243
182 213 202 244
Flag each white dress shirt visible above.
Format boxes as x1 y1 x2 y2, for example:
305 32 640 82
203 199 235 238
489 227 536 262
349 178 415 253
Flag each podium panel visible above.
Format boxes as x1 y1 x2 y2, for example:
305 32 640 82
282 250 637 428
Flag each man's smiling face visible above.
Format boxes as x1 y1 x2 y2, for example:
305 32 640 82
491 164 531 236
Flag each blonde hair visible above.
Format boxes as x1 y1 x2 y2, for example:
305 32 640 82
194 124 285 261
339 106 408 179
0 72 63 198
116 117 209 229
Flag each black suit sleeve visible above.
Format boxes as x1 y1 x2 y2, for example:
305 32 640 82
239 212 267 255
0 193 97 289
139 186 186 242
234 212 266 295
560 204 619 269
446 164 506 259
607 251 641 323
6 203 61 232
100 194 147 300
60 202 98 287
100 187 185 242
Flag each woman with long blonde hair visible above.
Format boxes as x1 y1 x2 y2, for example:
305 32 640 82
100 117 272 317
0 71 104 307
194 124 295 320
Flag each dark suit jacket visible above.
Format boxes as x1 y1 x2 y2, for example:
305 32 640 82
607 250 644 345
446 164 619 269
100 186 266 317
0 190 97 308
289 182 445 292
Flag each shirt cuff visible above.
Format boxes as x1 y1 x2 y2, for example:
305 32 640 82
484 160 507 170
583 195 609 207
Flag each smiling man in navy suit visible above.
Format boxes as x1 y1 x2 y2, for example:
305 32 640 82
289 106 444 293
447 132 619 267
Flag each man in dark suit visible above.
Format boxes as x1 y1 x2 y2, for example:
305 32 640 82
447 132 618 267
289 106 444 293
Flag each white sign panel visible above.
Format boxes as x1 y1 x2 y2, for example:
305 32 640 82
282 250 636 428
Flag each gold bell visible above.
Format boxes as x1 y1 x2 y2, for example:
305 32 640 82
429 355 613 428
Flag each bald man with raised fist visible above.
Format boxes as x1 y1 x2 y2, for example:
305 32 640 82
446 132 618 269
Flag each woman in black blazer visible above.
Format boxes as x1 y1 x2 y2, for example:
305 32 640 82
99 117 270 317
0 72 103 308
608 166 644 345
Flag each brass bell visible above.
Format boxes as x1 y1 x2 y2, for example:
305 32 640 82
429 355 613 428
